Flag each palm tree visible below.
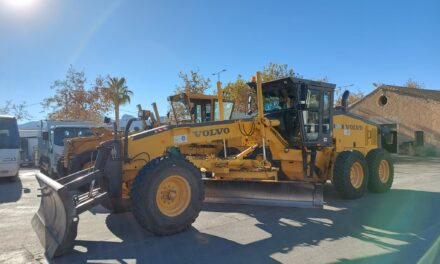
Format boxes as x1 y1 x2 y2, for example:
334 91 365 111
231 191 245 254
107 77 133 128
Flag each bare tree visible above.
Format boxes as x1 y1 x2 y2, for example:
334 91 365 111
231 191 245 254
404 78 424 89
0 100 32 121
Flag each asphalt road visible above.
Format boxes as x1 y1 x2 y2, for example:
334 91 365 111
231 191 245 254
0 156 439 264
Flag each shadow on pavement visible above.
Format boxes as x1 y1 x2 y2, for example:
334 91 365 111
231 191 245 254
0 176 23 203
50 185 440 264
392 155 440 164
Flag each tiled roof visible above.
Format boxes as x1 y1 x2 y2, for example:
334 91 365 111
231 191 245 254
349 84 440 109
379 85 440 102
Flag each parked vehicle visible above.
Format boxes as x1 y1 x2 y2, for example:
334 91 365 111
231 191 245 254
0 115 20 180
37 120 101 178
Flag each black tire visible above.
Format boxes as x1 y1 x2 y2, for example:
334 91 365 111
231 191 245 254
366 148 394 193
130 156 204 235
333 151 369 199
8 173 18 182
56 155 68 178
69 150 97 174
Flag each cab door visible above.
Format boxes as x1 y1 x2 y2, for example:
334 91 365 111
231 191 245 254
299 86 333 147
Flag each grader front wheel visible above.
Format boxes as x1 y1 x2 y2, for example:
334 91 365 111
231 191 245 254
333 151 369 199
130 156 204 235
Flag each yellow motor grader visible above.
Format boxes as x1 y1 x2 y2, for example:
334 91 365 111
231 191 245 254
32 72 394 258
57 104 161 178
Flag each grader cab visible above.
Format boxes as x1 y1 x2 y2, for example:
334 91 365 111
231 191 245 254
32 72 394 258
168 91 234 124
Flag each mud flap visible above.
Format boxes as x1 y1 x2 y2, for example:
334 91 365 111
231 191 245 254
203 180 324 208
31 172 78 259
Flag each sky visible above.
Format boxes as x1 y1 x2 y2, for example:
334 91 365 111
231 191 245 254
1 0 439 123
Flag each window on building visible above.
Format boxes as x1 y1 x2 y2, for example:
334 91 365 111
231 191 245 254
378 95 388 106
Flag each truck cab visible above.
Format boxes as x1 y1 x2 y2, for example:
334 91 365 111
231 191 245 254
38 121 100 178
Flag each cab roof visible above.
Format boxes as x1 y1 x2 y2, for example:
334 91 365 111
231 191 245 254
248 77 336 91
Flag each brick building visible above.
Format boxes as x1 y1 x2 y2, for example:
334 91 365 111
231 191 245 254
349 85 440 155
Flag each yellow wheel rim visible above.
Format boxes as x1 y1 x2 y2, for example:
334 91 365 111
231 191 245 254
156 175 191 217
350 162 364 189
378 160 390 183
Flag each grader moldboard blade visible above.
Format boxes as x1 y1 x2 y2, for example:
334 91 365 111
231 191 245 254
203 180 324 208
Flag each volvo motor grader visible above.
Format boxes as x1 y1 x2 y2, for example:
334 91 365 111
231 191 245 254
32 73 394 258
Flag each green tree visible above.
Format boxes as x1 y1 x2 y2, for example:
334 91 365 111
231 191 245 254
223 75 256 114
175 70 211 94
260 62 298 81
106 77 133 128
42 66 111 122
170 70 211 122
222 63 299 114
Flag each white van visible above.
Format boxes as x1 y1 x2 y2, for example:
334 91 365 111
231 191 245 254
0 115 20 180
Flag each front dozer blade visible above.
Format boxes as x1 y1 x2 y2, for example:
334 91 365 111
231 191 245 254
203 180 324 208
31 172 78 259
31 169 109 258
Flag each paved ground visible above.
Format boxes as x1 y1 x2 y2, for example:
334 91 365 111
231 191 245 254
0 156 439 264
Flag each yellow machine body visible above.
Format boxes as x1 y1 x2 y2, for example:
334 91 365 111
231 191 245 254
32 71 394 259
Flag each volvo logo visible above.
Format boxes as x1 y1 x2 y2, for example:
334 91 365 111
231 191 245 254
193 127 230 137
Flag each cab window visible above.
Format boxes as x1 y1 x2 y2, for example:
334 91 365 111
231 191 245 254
303 89 321 141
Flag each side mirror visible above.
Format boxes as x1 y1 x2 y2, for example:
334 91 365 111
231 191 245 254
42 131 49 141
247 94 253 115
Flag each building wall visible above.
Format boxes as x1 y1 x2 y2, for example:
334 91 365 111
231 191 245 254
350 89 440 152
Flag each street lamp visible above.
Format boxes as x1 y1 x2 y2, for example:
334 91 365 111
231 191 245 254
212 69 227 82
338 84 354 89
